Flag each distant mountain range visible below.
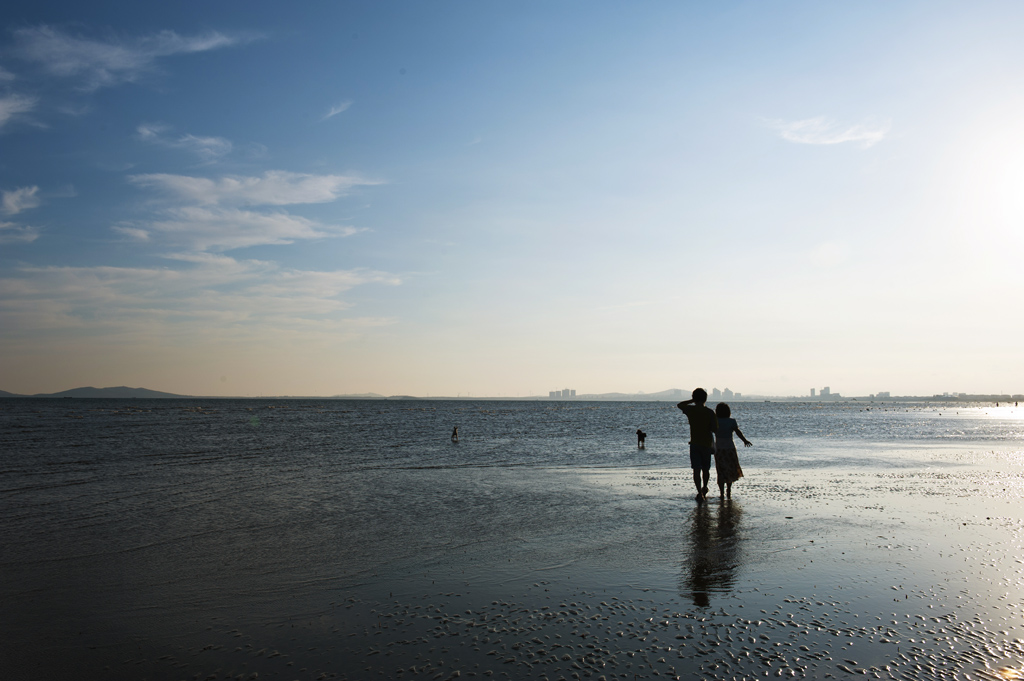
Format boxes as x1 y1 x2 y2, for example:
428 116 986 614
0 386 189 398
1 387 1019 401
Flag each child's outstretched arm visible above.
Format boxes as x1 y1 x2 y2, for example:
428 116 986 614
734 425 752 447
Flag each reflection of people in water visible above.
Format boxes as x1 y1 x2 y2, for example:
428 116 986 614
451 426 459 442
682 500 743 608
636 429 646 448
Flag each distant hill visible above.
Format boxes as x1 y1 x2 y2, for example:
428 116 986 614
330 392 385 399
34 386 188 398
0 389 24 397
575 388 688 401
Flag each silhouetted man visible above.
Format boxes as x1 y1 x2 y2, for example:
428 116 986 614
636 429 647 448
677 388 718 501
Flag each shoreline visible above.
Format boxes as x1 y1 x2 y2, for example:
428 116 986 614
4 444 1024 679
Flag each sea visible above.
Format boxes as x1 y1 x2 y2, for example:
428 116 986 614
2 398 1024 680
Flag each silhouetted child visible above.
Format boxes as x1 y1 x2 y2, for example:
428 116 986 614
677 388 718 501
451 426 459 442
636 429 647 448
713 402 751 498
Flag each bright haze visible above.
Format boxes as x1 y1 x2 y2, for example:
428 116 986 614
1 2 1022 398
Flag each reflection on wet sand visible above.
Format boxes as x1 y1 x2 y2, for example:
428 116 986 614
682 499 743 607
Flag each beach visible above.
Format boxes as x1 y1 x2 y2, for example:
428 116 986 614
2 400 1023 680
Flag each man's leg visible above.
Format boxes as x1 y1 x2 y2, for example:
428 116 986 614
692 445 710 499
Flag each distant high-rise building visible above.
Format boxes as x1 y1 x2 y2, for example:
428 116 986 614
877 391 890 398
570 389 576 398
810 388 816 397
712 388 722 399
822 386 831 397
723 388 733 399
549 391 560 398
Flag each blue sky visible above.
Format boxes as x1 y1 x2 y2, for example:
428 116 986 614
2 1 1023 397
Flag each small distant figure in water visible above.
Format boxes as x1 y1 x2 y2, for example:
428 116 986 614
678 388 718 502
636 429 647 448
714 403 751 499
451 426 459 442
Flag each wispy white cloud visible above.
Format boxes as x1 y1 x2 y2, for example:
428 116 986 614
321 100 353 121
137 123 233 163
129 170 381 206
135 122 168 140
769 116 891 148
2 186 41 215
0 93 37 129
145 206 360 251
0 256 399 343
123 170 379 251
13 26 248 90
0 66 16 82
0 221 40 244
176 134 232 161
111 225 151 241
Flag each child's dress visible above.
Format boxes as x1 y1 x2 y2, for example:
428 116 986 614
714 417 744 485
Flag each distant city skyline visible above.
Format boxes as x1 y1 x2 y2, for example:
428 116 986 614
2 3 1023 397
4 383 1021 401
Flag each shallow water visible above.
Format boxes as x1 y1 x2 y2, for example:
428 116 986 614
2 398 1024 680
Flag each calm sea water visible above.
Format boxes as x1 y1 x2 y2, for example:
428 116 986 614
3 398 1018 566
2 398 1023 680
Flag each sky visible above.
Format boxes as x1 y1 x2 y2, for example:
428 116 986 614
1 1 1023 398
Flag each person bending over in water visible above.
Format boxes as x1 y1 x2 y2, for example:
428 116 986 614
636 429 647 448
713 402 751 498
451 426 459 442
677 388 718 501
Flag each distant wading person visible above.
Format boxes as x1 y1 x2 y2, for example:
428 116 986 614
677 388 719 501
636 429 647 448
713 402 751 498
451 426 459 442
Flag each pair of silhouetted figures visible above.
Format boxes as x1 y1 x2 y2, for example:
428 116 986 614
677 387 752 502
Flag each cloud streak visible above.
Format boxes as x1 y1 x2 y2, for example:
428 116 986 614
141 206 360 251
770 116 891 148
322 100 353 121
124 171 379 251
129 170 381 206
0 93 37 129
13 26 247 90
0 221 40 244
2 186 41 215
137 124 233 163
0 255 399 344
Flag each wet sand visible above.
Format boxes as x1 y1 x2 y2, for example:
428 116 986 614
5 442 1024 680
